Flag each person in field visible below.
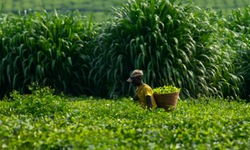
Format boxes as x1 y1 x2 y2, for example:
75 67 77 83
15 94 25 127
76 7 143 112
127 70 158 110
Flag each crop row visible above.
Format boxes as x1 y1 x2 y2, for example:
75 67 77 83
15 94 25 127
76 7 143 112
1 0 250 100
0 86 249 149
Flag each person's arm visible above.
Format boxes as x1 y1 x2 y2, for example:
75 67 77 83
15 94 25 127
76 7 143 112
133 95 139 101
146 96 153 110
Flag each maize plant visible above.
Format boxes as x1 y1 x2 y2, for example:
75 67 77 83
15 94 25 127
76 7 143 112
0 10 98 98
224 6 250 100
89 0 242 99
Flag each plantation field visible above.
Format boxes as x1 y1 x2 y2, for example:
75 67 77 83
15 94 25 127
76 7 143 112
1 0 250 148
1 0 250 22
0 86 250 149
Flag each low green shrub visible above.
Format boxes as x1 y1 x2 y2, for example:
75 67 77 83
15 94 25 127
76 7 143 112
0 0 249 100
3 83 69 117
0 96 249 149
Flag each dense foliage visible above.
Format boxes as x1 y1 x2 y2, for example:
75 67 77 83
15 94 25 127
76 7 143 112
0 10 98 98
153 85 180 94
225 7 250 99
3 82 70 117
89 0 242 99
0 88 249 149
0 0 250 100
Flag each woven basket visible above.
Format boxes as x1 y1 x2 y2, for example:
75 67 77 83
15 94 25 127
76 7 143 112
153 90 180 112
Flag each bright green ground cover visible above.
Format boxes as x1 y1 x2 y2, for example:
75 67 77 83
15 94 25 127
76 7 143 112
1 0 250 22
1 0 250 100
0 87 250 149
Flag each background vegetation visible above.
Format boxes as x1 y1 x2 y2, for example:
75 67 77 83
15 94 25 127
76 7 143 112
1 0 250 22
0 10 98 97
1 0 250 101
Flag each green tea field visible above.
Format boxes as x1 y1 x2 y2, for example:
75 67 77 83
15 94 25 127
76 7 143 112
1 0 250 22
1 0 250 148
0 86 249 149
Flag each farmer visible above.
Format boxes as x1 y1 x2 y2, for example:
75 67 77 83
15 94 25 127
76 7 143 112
127 70 158 110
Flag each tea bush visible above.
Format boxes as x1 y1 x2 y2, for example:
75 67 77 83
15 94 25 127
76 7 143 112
0 94 249 149
2 83 69 117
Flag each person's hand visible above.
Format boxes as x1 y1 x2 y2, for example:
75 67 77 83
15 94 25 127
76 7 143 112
133 95 139 101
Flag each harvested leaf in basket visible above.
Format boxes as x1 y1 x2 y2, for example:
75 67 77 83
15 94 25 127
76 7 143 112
153 85 181 94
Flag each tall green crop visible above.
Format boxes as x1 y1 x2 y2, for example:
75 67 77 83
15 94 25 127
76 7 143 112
224 6 250 100
89 0 242 99
0 10 98 98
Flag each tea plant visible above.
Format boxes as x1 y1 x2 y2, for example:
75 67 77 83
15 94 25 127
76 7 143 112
2 83 69 117
0 94 249 149
1 0 250 101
